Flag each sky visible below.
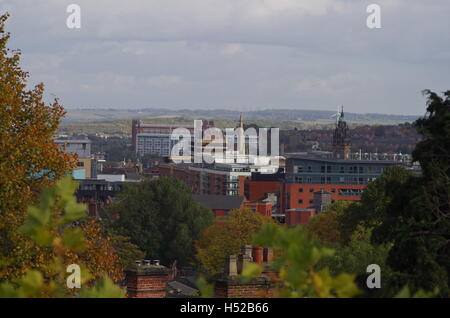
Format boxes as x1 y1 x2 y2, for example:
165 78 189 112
1 0 449 115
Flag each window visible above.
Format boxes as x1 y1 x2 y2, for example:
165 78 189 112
298 199 303 204
294 176 303 183
298 188 303 193
309 200 314 204
309 188 314 193
77 161 84 167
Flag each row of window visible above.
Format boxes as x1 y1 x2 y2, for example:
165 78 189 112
297 187 337 193
298 199 336 204
296 187 364 196
294 165 383 174
293 176 376 185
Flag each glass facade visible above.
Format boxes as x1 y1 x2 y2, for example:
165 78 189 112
287 157 399 186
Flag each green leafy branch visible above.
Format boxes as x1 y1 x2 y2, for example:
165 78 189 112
0 176 125 298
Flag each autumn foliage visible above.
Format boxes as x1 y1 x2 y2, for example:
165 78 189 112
195 207 274 276
0 13 122 285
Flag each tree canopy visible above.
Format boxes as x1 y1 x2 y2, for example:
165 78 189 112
195 206 274 276
0 13 121 285
370 90 450 295
0 177 125 297
105 176 214 267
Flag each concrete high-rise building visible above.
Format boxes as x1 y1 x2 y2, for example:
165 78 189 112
132 119 215 158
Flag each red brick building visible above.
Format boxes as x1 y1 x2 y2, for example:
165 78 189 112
244 201 273 218
158 162 251 196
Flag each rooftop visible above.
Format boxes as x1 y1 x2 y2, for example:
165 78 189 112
54 139 92 144
286 153 400 165
194 194 244 211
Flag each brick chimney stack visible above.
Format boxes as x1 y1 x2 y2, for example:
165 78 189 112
214 245 274 298
125 259 171 298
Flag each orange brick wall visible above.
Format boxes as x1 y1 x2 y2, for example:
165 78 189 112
285 209 317 226
244 202 272 218
283 183 365 212
244 180 281 201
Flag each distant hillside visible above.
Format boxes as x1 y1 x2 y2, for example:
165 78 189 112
58 117 336 137
64 108 419 125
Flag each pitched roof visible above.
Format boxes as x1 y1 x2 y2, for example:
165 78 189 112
194 194 244 211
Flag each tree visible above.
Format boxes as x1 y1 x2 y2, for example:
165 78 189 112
371 90 450 295
243 223 361 298
318 225 393 297
195 206 274 276
108 232 145 268
0 176 125 298
338 166 415 243
105 176 214 267
305 201 354 246
0 13 122 284
0 13 75 281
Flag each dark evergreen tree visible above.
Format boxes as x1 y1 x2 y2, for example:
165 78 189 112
371 90 450 296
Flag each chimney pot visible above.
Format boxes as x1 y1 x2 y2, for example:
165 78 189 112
252 246 264 265
144 260 151 266
241 245 252 257
153 260 160 266
225 255 238 276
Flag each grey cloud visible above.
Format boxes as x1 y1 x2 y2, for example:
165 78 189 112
1 0 449 115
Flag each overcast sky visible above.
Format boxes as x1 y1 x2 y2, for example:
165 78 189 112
1 0 449 115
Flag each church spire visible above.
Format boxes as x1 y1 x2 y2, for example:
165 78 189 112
238 113 245 155
332 105 351 160
338 105 344 122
